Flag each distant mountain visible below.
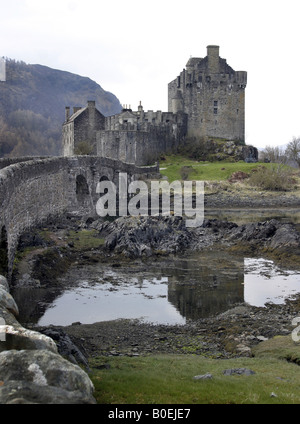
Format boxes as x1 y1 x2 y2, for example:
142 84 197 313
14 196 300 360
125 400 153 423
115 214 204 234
0 59 122 157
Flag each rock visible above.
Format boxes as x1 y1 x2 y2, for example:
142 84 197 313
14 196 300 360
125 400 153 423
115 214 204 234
15 273 40 288
94 216 300 260
269 224 300 249
236 344 252 355
0 276 9 292
257 336 269 342
193 373 213 380
223 368 255 376
96 215 193 258
0 350 96 404
40 328 89 369
0 325 58 353
0 286 19 316
0 303 58 353
270 392 278 398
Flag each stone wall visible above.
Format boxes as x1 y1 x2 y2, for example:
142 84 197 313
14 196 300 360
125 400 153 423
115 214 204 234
97 112 188 166
0 156 49 170
0 156 159 279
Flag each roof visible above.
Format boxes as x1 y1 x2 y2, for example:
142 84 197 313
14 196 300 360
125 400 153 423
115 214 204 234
65 107 86 124
186 57 203 68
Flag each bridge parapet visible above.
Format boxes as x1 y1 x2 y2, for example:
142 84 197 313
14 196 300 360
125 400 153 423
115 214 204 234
0 156 159 280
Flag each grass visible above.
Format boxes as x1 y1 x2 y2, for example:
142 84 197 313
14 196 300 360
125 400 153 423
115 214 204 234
159 155 294 182
65 229 105 250
252 335 300 365
89 351 300 404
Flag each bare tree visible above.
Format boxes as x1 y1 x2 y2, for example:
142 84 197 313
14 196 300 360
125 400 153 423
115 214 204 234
285 137 300 168
260 145 288 164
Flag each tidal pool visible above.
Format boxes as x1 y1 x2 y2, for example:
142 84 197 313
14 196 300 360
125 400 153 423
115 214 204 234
14 251 300 327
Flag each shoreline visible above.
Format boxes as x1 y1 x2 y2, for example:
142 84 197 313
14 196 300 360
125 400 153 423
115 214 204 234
33 291 300 363
16 212 299 365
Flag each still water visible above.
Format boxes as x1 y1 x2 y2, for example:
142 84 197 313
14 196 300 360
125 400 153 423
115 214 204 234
14 251 300 327
13 209 300 327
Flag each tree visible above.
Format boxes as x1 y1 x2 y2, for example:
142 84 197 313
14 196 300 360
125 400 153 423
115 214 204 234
260 145 287 164
285 137 300 168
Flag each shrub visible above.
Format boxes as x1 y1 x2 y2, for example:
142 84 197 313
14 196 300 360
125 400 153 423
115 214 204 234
248 164 294 191
74 140 94 155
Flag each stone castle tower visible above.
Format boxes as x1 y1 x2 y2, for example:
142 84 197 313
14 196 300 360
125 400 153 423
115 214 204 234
168 45 247 143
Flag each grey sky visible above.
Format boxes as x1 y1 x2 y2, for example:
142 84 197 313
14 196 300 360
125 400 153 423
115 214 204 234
1 0 300 149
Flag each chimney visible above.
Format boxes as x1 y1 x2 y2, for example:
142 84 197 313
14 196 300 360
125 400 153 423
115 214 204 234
65 106 70 121
88 100 96 130
207 45 220 73
87 100 96 108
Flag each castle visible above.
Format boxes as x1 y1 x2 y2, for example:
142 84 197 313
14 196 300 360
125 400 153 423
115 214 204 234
63 46 256 165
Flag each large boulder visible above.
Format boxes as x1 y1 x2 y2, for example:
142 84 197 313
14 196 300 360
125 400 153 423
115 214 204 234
0 273 95 404
0 350 96 404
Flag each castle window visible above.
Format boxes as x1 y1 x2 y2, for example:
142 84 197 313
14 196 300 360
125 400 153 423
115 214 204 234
237 109 239 115
214 108 218 115
214 101 218 107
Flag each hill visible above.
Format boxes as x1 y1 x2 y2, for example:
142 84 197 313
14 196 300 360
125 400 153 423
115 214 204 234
0 59 122 157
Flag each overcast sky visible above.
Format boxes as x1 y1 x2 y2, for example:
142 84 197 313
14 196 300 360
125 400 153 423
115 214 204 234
1 0 300 149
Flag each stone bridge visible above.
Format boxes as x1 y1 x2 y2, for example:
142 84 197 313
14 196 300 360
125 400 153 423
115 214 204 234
0 156 159 280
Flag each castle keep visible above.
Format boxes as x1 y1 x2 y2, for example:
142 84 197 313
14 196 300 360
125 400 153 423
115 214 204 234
168 45 247 142
63 46 252 164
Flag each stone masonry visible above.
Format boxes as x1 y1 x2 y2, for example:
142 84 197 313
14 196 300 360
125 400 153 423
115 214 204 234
168 45 247 142
0 156 159 280
63 101 105 156
63 45 252 164
97 104 187 165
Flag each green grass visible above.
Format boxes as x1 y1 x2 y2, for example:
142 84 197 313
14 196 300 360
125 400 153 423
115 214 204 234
159 155 290 182
252 335 300 365
65 229 104 250
89 349 300 404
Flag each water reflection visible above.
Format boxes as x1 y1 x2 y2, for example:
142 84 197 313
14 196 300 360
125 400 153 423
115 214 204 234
13 251 300 327
244 258 300 307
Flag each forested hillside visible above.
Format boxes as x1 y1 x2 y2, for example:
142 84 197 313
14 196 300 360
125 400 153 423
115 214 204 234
0 59 122 157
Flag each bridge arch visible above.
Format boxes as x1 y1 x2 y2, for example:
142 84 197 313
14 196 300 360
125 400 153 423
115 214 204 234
76 174 90 205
